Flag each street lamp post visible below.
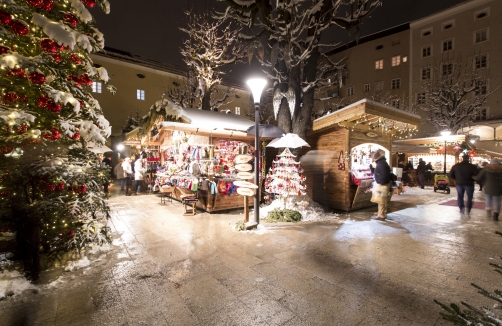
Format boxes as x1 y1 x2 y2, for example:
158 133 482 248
246 78 267 225
440 130 451 174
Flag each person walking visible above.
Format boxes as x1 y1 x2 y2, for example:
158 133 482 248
425 162 433 186
472 158 502 221
102 155 112 195
114 158 126 191
416 159 426 189
449 154 478 215
133 154 146 195
370 150 393 220
476 161 488 191
122 157 133 196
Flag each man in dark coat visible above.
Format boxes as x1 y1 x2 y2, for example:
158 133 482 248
102 154 112 195
416 159 426 189
370 150 392 220
449 154 478 215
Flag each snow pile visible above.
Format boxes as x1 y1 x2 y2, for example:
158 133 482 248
86 243 112 255
260 196 340 222
0 270 38 298
32 14 76 50
69 0 93 22
64 256 90 272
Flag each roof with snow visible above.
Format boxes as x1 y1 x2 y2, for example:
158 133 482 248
179 107 254 132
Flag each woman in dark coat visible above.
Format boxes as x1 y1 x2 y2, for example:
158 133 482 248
473 158 502 221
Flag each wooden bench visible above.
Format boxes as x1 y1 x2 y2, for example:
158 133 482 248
159 186 173 204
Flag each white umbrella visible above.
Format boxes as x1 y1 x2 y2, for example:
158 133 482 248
266 133 310 149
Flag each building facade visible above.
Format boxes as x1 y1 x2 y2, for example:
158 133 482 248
321 0 501 151
89 48 253 138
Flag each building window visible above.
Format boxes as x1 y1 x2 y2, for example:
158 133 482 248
422 45 432 58
475 108 487 121
442 39 453 52
235 107 241 115
391 39 401 46
375 81 384 92
417 93 426 104
442 20 455 30
347 86 354 96
421 67 431 80
364 84 370 92
391 78 401 90
91 82 102 93
476 83 487 96
442 63 453 76
402 56 408 63
391 55 401 67
421 27 433 37
375 59 383 70
474 8 490 20
475 54 488 69
475 28 488 43
391 99 400 108
137 89 145 100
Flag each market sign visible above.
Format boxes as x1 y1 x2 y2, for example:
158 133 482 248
235 154 253 164
237 187 255 196
235 163 253 172
237 171 253 180
233 180 258 189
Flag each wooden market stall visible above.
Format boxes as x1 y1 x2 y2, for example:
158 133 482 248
303 99 421 211
126 105 261 213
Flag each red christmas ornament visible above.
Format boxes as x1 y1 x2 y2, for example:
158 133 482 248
63 13 78 27
40 180 56 193
3 92 20 103
0 45 10 54
0 190 9 197
9 20 29 35
67 75 81 86
50 53 62 63
37 94 49 107
81 0 95 8
71 133 80 140
79 74 92 85
6 68 27 78
1 146 13 154
15 125 28 133
79 184 87 193
47 101 61 113
0 10 11 25
56 182 65 191
42 126 61 140
41 39 57 52
40 0 53 11
69 53 82 64
29 71 45 84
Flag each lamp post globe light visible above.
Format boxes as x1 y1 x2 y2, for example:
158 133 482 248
247 78 267 225
440 130 451 174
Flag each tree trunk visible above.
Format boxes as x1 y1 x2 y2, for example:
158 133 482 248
14 207 41 280
201 89 211 111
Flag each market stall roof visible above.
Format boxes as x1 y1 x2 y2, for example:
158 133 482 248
393 135 467 146
313 99 421 132
172 107 254 132
392 144 435 154
156 121 253 141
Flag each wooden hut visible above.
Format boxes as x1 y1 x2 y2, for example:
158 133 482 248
303 99 421 211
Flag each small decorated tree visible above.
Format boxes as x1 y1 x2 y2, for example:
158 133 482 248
264 148 306 211
0 0 114 279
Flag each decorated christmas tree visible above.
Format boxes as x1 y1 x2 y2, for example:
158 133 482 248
264 148 306 210
0 0 113 279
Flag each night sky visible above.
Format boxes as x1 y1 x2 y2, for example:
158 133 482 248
90 0 467 82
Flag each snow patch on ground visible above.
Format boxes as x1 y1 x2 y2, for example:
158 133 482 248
0 270 38 298
64 256 90 272
0 232 15 241
260 196 340 222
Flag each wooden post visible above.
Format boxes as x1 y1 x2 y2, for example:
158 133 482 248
243 196 249 223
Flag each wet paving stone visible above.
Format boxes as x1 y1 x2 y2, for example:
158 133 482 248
1 186 502 325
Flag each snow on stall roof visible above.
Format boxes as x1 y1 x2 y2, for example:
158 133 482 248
314 98 422 122
164 107 254 132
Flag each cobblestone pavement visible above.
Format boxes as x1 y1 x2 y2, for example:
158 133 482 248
1 184 502 325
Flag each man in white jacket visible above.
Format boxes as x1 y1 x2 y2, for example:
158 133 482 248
133 155 146 195
114 158 126 191
122 157 133 196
